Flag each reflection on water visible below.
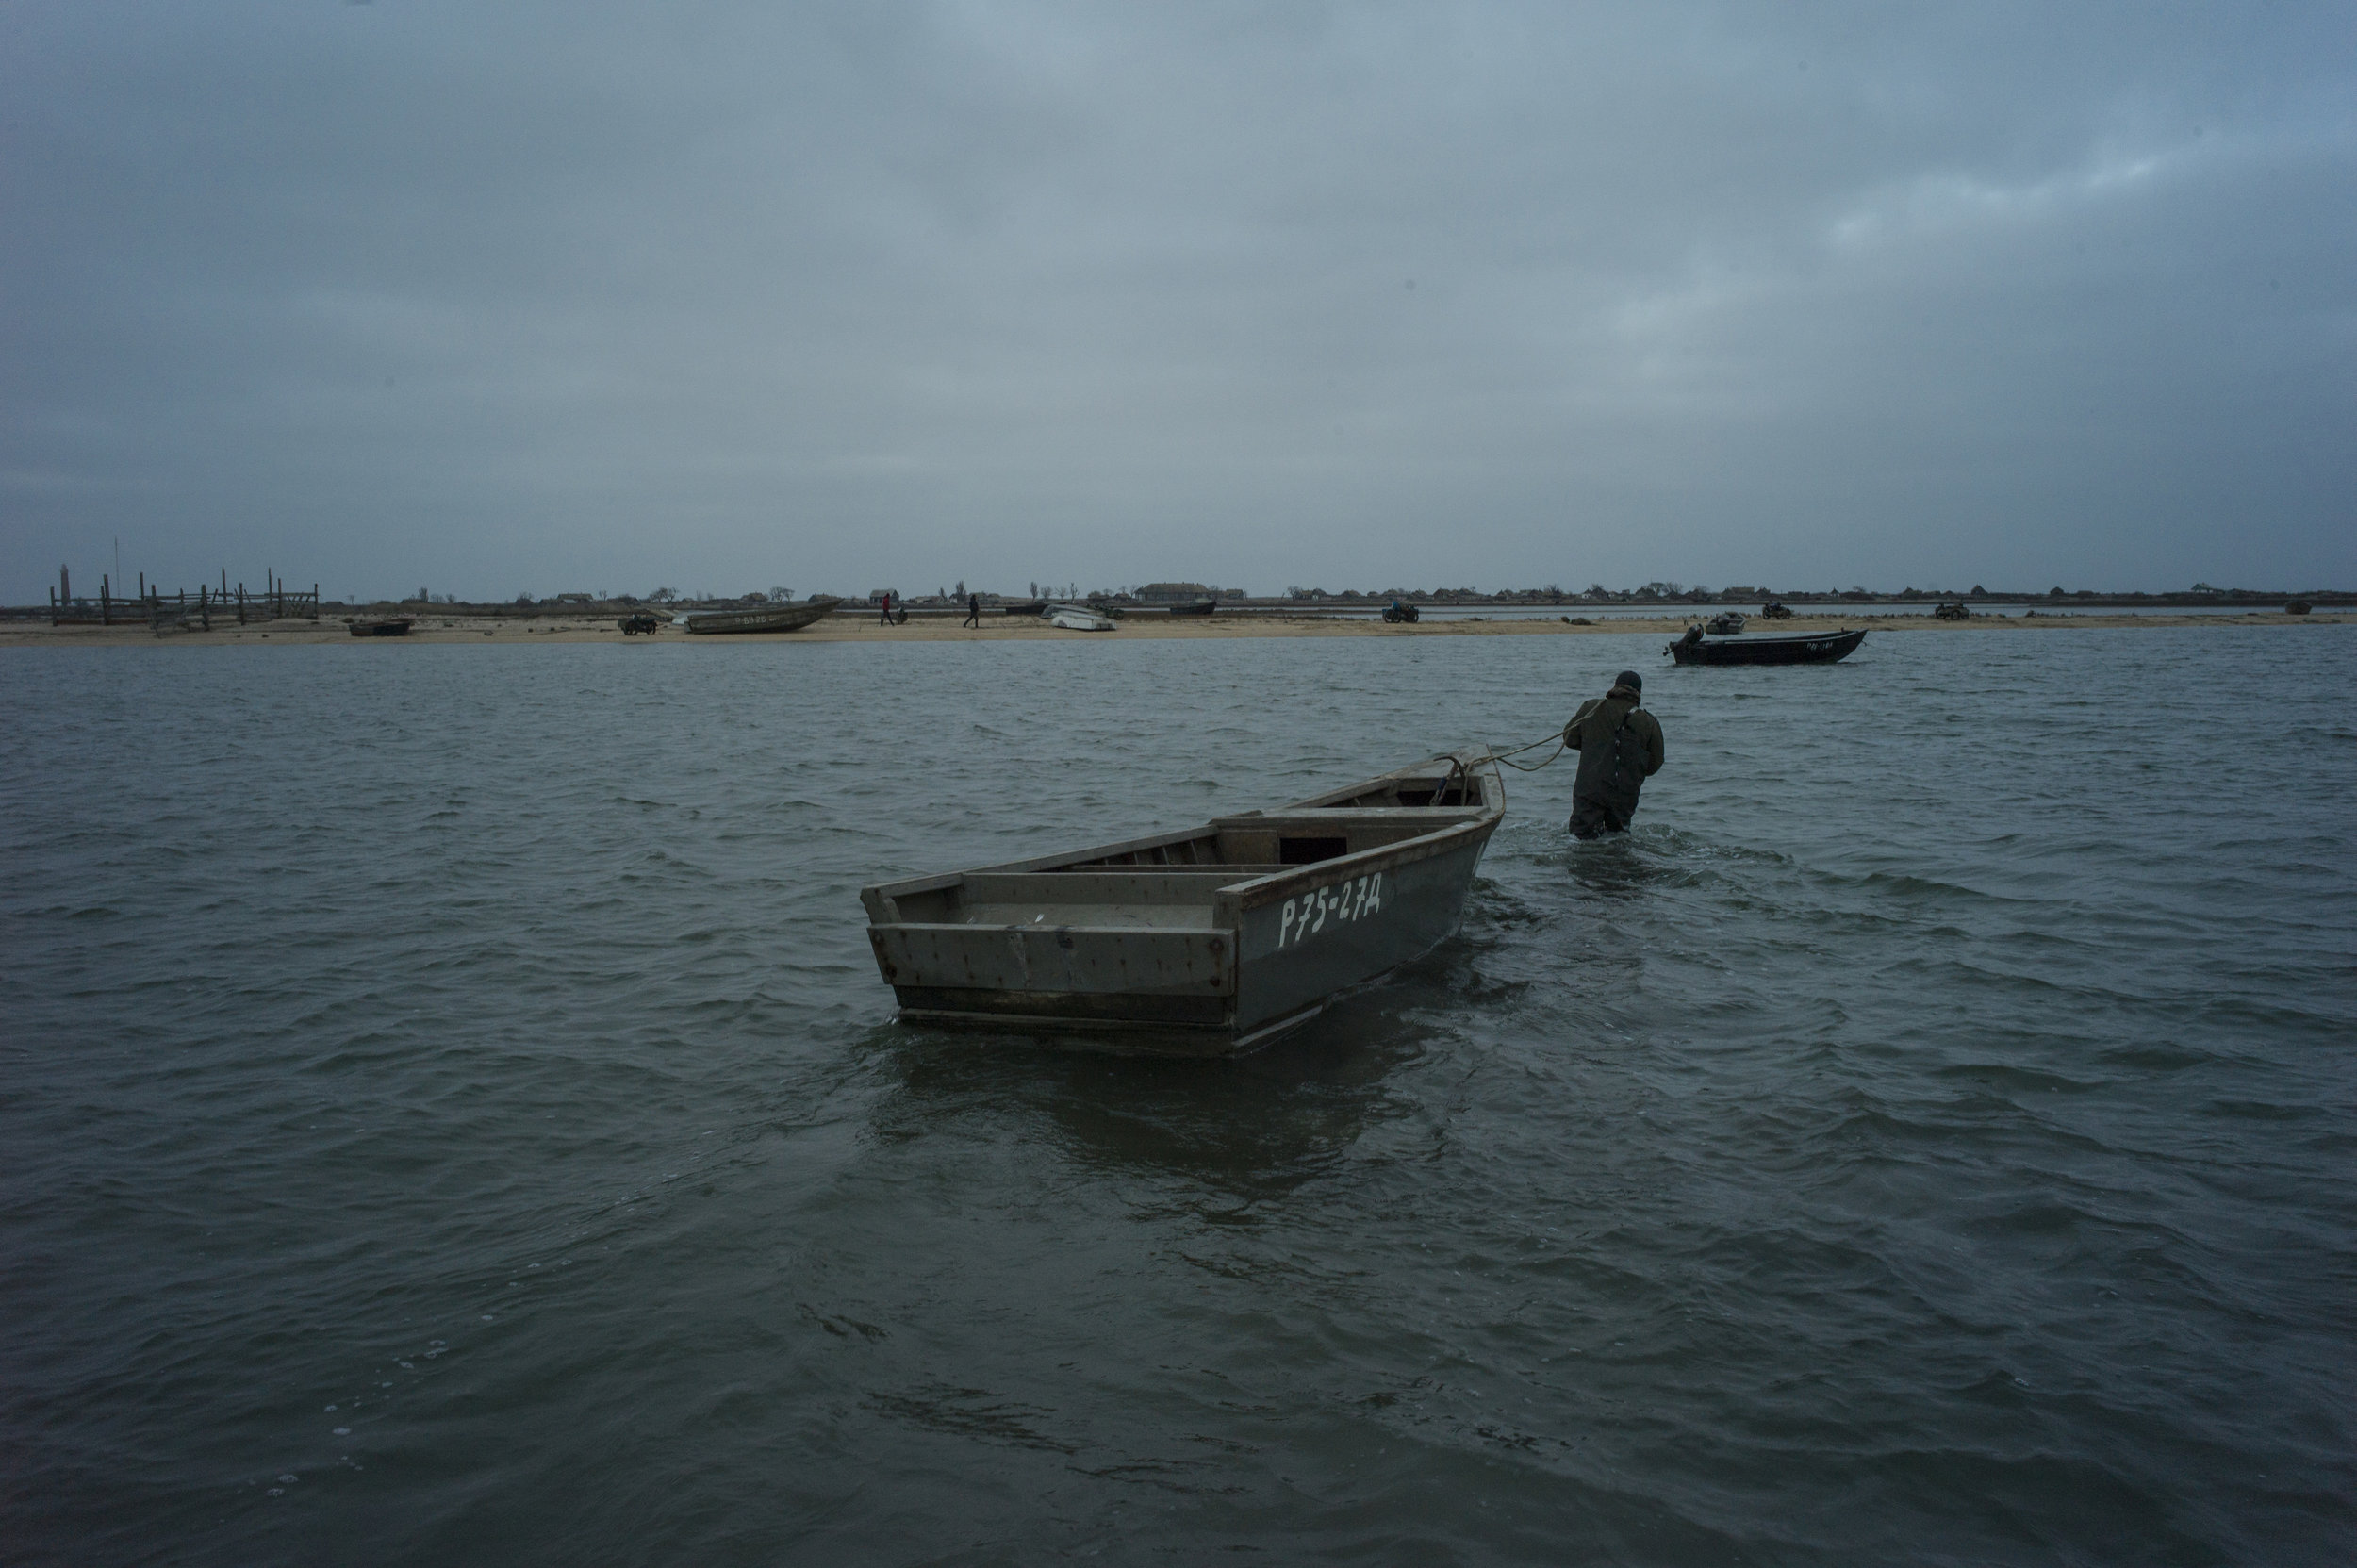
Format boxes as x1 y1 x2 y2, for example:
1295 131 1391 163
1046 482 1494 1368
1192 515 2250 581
873 1015 1426 1198
1557 830 1676 896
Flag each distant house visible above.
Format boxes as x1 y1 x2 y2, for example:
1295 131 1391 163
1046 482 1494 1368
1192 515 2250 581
866 588 901 604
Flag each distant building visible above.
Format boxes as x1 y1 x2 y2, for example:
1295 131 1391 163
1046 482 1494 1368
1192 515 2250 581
1138 582 1213 603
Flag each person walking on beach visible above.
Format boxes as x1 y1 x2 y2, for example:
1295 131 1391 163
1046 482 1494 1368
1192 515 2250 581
1563 669 1664 838
963 592 981 628
878 591 894 627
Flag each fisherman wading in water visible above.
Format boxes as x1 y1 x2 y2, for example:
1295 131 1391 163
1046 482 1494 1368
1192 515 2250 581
1563 669 1665 838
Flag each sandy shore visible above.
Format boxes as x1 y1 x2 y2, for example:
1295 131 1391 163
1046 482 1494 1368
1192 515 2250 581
4 609 2346 647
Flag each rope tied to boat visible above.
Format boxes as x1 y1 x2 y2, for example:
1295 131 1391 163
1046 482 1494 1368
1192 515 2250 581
1477 730 1570 772
1425 728 1571 805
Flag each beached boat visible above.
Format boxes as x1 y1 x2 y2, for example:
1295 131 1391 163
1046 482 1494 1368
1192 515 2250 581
681 597 842 635
1047 604 1116 631
349 618 416 637
1667 625 1866 666
1706 611 1748 635
862 751 1506 1053
1165 600 1218 617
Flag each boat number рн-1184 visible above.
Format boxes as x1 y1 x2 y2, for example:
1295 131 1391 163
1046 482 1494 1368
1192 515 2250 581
1276 872 1383 949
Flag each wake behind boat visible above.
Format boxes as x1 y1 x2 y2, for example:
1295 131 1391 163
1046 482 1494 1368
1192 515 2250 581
862 751 1504 1053
680 597 842 635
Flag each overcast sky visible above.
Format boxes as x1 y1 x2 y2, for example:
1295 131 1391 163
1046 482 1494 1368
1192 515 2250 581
4 1 2350 602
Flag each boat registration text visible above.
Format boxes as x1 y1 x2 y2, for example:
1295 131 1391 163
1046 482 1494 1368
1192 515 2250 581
1276 872 1383 949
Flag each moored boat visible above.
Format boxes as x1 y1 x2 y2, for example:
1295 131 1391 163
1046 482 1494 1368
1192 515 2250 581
1666 625 1866 666
681 597 842 635
862 750 1505 1053
349 618 416 637
1165 599 1218 617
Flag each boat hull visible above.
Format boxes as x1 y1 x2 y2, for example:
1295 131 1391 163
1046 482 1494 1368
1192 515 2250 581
863 753 1503 1053
1228 825 1489 1041
1667 627 1866 666
682 597 841 634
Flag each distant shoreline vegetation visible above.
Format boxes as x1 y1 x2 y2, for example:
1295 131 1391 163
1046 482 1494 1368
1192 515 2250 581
337 584 2357 614
13 579 2349 619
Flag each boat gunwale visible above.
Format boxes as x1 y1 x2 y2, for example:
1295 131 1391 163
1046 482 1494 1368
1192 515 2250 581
861 754 1503 923
1680 626 1862 646
877 816 1498 933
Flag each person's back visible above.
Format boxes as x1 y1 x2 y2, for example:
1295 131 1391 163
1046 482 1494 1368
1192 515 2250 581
1563 669 1664 837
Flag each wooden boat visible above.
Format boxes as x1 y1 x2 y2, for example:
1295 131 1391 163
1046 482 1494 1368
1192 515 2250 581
862 751 1505 1053
349 618 415 636
1706 611 1748 635
681 597 841 635
1165 599 1218 617
1667 625 1865 666
1047 604 1116 631
1002 600 1049 616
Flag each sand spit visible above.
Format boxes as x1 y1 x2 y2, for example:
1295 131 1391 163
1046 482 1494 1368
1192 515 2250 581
3 609 2348 648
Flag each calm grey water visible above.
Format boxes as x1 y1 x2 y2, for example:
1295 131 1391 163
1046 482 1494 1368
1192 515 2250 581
6 628 2353 1566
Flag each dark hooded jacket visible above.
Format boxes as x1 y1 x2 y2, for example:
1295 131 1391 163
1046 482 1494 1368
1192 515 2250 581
1564 684 1664 823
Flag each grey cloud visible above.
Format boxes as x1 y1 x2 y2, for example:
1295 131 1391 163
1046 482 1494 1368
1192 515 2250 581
4 0 2350 601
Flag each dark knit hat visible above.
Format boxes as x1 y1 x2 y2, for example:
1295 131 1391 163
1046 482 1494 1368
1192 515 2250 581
1614 669 1642 693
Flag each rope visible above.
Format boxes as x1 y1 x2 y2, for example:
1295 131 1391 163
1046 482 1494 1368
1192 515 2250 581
1424 727 1573 807
1479 730 1570 772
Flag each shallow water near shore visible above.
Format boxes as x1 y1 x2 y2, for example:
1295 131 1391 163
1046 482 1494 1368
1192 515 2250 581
5 627 2353 1565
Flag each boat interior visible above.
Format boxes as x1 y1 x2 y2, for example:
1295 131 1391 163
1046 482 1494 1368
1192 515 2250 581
866 760 1500 931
